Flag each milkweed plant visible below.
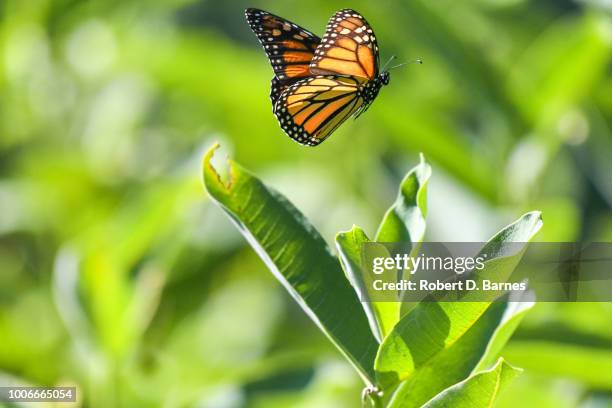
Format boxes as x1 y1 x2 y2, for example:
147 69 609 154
202 143 542 408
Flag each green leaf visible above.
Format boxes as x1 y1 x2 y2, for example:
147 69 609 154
479 211 544 254
202 144 378 384
419 359 520 408
375 155 432 330
336 156 431 342
374 212 542 392
386 293 533 408
375 154 431 245
336 226 399 343
473 292 534 373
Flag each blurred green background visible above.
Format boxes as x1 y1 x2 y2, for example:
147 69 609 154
0 0 611 406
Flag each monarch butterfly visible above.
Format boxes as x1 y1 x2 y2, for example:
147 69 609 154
246 8 395 146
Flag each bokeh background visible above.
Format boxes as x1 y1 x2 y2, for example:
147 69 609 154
1 0 611 407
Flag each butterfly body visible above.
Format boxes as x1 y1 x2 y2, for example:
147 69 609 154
246 8 389 146
358 71 389 116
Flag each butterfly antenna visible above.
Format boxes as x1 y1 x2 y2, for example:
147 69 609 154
389 59 423 70
381 55 397 72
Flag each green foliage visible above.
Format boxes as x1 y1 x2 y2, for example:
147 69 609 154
203 145 541 407
336 225 391 342
374 212 541 390
382 296 534 408
419 359 520 408
375 154 431 244
203 144 378 384
336 155 431 342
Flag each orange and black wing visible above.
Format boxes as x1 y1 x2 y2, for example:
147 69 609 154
310 9 380 80
273 76 365 146
245 8 321 101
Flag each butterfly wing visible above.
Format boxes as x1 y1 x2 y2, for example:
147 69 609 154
245 8 321 101
270 77 285 103
310 9 380 80
274 76 365 146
